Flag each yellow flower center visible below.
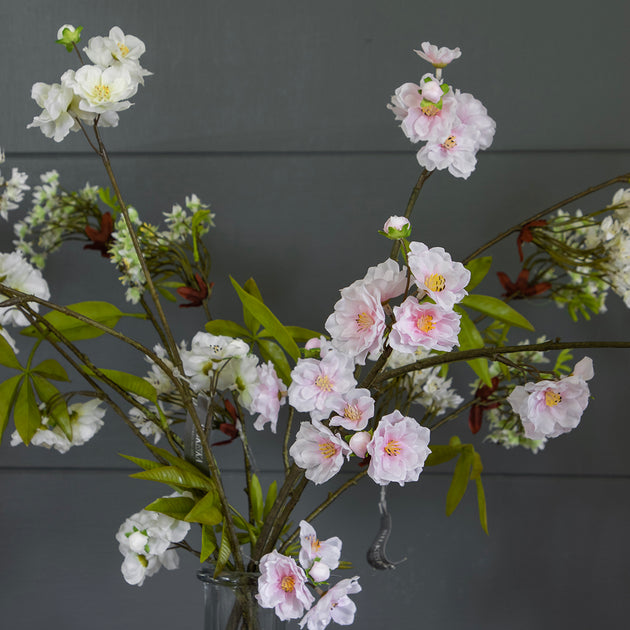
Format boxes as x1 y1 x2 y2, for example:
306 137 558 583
118 42 130 57
315 374 333 392
319 441 337 459
442 135 457 149
344 404 362 423
421 103 441 117
306 534 321 553
425 273 446 292
281 575 295 592
93 82 112 101
384 440 401 456
416 314 435 333
356 311 374 331
545 390 562 407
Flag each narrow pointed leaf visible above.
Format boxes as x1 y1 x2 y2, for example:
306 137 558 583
231 277 299 361
20 301 124 341
456 307 492 386
145 496 196 520
31 375 72 440
84 368 158 403
32 359 70 382
465 257 492 292
119 453 163 471
475 477 489 535
205 319 251 339
258 339 292 386
263 480 278 518
0 374 24 445
425 444 461 467
185 491 223 526
462 294 534 331
14 379 42 445
0 334 22 370
131 466 214 491
445 449 474 517
250 474 264 524
284 326 323 343
147 445 213 479
242 277 263 334
200 525 217 563
214 522 232 577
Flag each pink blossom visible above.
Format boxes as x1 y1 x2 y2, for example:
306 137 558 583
367 410 431 486
325 282 386 365
421 78 444 104
390 296 461 353
299 577 362 630
250 362 287 433
289 421 351 484
407 241 470 310
453 89 496 150
288 351 357 420
257 550 315 621
348 431 371 458
400 89 458 144
298 520 342 573
329 388 374 431
383 216 411 239
415 123 479 179
360 259 409 303
387 82 423 121
414 42 462 68
507 357 594 441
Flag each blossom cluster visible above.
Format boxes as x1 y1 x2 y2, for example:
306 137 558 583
116 497 190 586
257 521 360 629
387 42 496 179
28 26 150 142
0 150 30 221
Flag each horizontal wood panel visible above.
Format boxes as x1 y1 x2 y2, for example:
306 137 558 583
1 0 628 152
1 151 628 475
1 469 628 628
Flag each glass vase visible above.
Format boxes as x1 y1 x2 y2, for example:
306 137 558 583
198 568 289 630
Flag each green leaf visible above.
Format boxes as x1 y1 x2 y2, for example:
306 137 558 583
32 359 70 382
250 474 264 524
147 445 213 479
445 449 473 517
191 209 213 262
242 278 264 334
263 480 278 518
425 444 461 467
214 522 232 577
20 301 124 341
98 187 120 212
0 374 24 445
185 491 223 526
14 379 42 445
470 451 483 480
85 368 158 403
131 466 214 491
200 525 217 563
145 496 196 520
231 277 300 361
157 285 178 302
119 453 163 471
475 477 489 535
284 326 323 343
0 333 22 370
456 307 492 386
462 294 534 332
258 339 292 386
30 375 72 440
204 319 252 339
465 257 492 292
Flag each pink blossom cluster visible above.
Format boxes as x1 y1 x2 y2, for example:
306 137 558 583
257 523 361 628
387 41 495 179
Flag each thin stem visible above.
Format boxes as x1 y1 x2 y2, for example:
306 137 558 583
390 168 433 260
428 399 477 432
280 469 368 553
463 172 630 265
282 407 295 473
374 339 630 385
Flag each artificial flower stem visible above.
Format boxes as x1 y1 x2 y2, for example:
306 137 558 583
463 172 630 265
282 406 295 472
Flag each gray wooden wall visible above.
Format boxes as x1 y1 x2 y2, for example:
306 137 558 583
1 1 629 628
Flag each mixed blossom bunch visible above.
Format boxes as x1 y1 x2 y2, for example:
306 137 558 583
1 29 629 629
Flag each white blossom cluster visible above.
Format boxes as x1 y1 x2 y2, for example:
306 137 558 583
116 497 190 586
0 150 30 221
27 26 150 143
107 208 145 303
163 194 215 242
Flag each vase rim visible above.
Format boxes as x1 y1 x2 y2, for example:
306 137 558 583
197 566 261 587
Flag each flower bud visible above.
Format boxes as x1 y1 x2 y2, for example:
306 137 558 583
309 561 330 583
127 530 149 554
382 215 411 239
56 24 83 52
349 431 371 458
421 79 443 104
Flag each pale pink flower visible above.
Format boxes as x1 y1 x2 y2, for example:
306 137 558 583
383 215 411 239
390 296 461 353
507 357 594 441
421 78 444 103
288 351 357 420
407 241 470 310
325 282 385 365
387 82 423 121
289 420 351 484
298 521 342 573
250 362 287 433
367 410 431 486
416 123 479 179
329 388 374 431
308 561 330 583
400 90 458 144
348 431 371 458
360 259 409 303
257 550 314 621
453 90 496 150
414 42 462 68
299 577 361 630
